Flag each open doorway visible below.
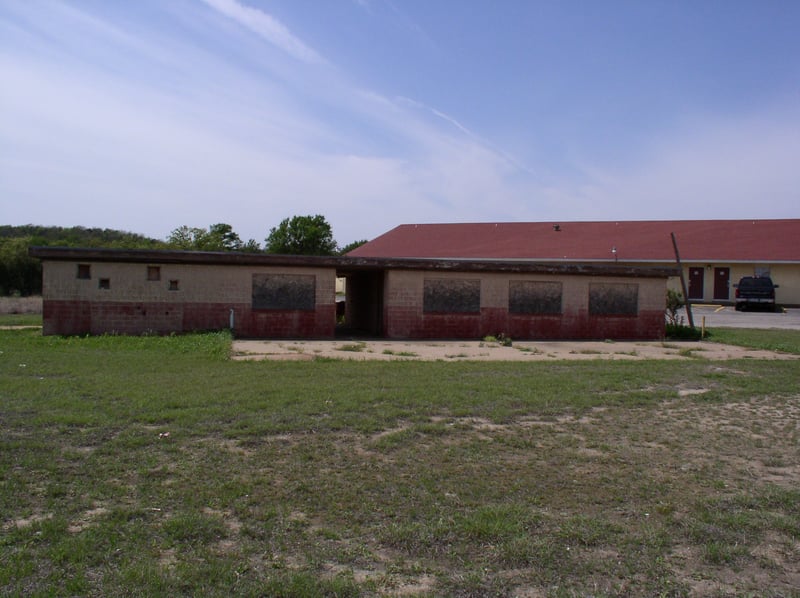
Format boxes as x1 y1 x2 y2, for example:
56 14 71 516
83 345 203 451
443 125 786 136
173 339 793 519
336 270 384 337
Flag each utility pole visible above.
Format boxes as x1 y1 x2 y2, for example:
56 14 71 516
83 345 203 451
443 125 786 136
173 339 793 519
671 232 695 329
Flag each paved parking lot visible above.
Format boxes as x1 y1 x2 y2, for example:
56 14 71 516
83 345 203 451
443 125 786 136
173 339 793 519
683 304 800 330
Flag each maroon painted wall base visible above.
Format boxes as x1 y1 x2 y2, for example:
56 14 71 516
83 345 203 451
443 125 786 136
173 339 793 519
43 300 335 338
384 306 665 340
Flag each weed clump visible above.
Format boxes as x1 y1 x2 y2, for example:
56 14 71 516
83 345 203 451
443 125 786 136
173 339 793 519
483 333 512 347
665 323 702 340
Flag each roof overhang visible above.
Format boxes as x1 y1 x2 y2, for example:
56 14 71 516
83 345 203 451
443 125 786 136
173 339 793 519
28 246 344 268
29 247 679 279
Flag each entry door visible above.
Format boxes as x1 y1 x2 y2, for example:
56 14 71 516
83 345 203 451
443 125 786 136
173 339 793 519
688 267 704 300
713 267 730 301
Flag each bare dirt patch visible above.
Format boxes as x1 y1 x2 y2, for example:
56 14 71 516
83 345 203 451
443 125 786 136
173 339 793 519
68 506 110 533
232 338 799 362
7 513 53 530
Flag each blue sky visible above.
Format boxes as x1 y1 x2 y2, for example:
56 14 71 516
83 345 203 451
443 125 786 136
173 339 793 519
2 0 799 246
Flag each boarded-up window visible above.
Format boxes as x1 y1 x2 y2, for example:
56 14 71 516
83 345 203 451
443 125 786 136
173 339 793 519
589 283 638 315
509 281 562 314
423 279 480 314
77 264 91 279
252 274 316 310
147 266 161 281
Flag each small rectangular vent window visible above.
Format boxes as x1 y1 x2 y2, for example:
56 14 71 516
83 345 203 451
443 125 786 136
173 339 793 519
147 266 161 281
98 278 111 290
168 280 180 291
77 264 91 279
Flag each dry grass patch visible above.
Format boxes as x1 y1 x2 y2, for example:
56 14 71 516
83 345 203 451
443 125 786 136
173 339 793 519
2 329 800 596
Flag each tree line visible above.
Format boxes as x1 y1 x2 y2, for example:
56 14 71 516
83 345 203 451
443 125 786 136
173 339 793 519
1 216 366 296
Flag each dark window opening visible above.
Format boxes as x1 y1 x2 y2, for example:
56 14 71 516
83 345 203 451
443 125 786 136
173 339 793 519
147 266 161 281
252 274 316 310
98 278 111 290
589 283 638 315
168 280 180 291
77 264 91 279
423 279 480 314
509 281 562 314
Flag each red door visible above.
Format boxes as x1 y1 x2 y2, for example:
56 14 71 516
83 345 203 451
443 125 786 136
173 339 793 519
688 267 704 300
713 267 730 301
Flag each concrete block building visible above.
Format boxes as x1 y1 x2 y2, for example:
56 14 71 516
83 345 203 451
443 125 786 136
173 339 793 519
345 263 671 341
349 219 800 307
31 247 675 340
30 249 338 338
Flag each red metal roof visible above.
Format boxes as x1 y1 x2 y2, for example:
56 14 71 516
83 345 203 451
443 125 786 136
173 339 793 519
348 219 800 263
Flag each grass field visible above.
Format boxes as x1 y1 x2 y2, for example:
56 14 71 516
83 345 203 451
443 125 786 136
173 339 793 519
1 328 799 596
707 327 800 355
0 313 42 327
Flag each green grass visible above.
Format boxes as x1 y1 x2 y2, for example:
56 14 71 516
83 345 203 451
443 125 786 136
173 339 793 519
0 313 42 326
707 327 800 354
1 328 800 596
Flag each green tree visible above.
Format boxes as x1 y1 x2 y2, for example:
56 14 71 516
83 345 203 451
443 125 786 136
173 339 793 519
240 238 263 253
0 237 43 295
1 225 166 296
167 225 207 250
265 215 338 256
338 239 368 255
1 225 164 249
204 223 244 251
166 223 256 252
665 288 685 326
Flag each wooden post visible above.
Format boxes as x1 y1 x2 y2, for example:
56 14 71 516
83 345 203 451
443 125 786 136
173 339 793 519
671 232 695 329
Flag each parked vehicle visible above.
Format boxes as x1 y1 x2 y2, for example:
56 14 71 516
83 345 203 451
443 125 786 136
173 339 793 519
733 276 779 311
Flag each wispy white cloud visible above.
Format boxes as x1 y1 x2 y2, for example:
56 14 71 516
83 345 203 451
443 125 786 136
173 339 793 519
397 96 474 137
395 96 536 178
198 0 324 64
352 0 436 54
0 29 527 244
2 1 537 243
1 1 796 249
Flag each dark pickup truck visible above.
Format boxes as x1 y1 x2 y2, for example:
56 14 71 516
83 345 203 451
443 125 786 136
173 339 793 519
733 276 779 311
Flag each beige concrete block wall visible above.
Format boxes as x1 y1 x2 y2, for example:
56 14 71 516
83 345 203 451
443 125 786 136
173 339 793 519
384 270 424 308
383 269 667 340
385 262 800 308
770 264 800 305
385 270 664 313
43 261 336 306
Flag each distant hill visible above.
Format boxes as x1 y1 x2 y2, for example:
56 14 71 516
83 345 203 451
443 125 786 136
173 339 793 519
0 225 165 249
1 225 167 296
